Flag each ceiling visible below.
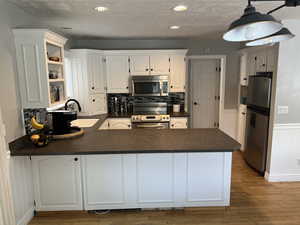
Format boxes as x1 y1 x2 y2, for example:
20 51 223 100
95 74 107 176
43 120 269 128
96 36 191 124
8 0 300 39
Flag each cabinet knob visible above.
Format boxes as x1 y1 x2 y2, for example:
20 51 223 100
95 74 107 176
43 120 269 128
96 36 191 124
171 124 174 127
92 99 95 102
146 68 149 71
126 86 129 89
242 112 246 115
243 78 247 81
74 158 78 161
92 86 95 90
150 68 153 71
128 124 131 128
193 102 198 105
170 85 173 88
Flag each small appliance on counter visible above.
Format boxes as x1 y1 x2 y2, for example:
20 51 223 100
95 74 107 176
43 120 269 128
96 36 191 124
47 99 84 139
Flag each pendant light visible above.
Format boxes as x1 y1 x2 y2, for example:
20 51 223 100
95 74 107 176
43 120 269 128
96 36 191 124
223 0 283 42
246 27 295 46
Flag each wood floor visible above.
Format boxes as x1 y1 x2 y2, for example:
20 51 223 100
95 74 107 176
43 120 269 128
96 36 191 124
29 151 300 225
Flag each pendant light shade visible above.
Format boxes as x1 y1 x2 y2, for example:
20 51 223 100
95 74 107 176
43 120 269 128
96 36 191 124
246 28 295 46
223 4 283 42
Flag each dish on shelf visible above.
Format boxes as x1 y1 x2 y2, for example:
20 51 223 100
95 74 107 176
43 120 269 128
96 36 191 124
48 56 60 62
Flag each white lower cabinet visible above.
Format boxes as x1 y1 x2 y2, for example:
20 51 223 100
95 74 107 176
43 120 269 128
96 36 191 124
108 118 132 129
170 117 188 129
81 152 232 210
31 156 83 211
31 153 231 211
82 155 137 210
137 154 174 205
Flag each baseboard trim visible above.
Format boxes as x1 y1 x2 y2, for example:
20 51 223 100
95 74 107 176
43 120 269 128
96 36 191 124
265 171 300 182
17 206 34 225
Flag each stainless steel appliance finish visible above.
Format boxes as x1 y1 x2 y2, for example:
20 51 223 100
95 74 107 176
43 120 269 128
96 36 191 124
131 75 169 96
133 102 168 115
131 115 170 129
244 72 272 174
247 72 272 110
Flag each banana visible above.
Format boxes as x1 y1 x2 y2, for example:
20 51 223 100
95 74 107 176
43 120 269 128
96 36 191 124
31 117 44 130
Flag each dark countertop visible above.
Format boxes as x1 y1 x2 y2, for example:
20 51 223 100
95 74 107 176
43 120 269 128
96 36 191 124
107 112 190 118
9 114 240 156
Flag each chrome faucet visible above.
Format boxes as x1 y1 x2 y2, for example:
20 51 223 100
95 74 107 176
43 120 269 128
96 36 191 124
64 99 82 112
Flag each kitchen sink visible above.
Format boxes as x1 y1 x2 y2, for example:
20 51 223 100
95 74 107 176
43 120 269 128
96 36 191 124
71 119 99 128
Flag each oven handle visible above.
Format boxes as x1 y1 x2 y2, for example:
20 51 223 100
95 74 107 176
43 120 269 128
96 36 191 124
135 124 166 128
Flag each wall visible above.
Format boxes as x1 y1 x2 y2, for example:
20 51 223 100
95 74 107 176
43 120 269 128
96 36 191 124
0 0 37 224
266 19 300 182
71 39 241 109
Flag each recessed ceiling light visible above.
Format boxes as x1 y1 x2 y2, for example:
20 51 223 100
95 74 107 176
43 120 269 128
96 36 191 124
94 6 108 12
170 25 180 30
173 5 188 12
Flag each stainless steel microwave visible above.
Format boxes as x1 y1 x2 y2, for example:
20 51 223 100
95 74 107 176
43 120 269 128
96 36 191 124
131 75 169 96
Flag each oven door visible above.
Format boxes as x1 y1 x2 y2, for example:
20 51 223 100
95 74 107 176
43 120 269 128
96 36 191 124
132 122 169 129
132 80 161 96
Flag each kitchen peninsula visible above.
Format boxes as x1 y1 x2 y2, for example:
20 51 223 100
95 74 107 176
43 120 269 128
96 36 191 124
10 116 240 212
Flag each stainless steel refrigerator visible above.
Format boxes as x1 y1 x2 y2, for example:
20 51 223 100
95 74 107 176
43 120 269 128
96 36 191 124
244 72 272 174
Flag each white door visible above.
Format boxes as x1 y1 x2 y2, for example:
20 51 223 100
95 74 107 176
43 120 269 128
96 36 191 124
106 56 130 93
31 156 83 211
149 55 170 75
137 154 174 204
186 153 225 203
87 54 106 94
170 117 188 129
190 59 220 128
130 56 150 75
88 93 107 115
83 155 125 207
108 118 132 129
170 55 186 92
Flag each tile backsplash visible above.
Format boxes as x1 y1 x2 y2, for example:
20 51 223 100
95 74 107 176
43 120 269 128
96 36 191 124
107 93 185 113
23 108 47 134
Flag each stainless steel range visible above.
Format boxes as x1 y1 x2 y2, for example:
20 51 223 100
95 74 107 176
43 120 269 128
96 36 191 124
131 102 170 129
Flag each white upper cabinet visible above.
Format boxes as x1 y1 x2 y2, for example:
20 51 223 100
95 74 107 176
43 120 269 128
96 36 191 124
255 51 267 72
129 53 172 76
266 47 278 72
169 55 186 92
87 54 106 94
106 55 130 93
68 49 107 116
240 54 248 86
13 29 67 109
150 55 170 75
247 52 257 76
245 46 278 78
129 55 150 75
31 156 83 211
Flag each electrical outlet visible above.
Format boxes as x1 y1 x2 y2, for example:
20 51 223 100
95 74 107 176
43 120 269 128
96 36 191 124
278 106 289 114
